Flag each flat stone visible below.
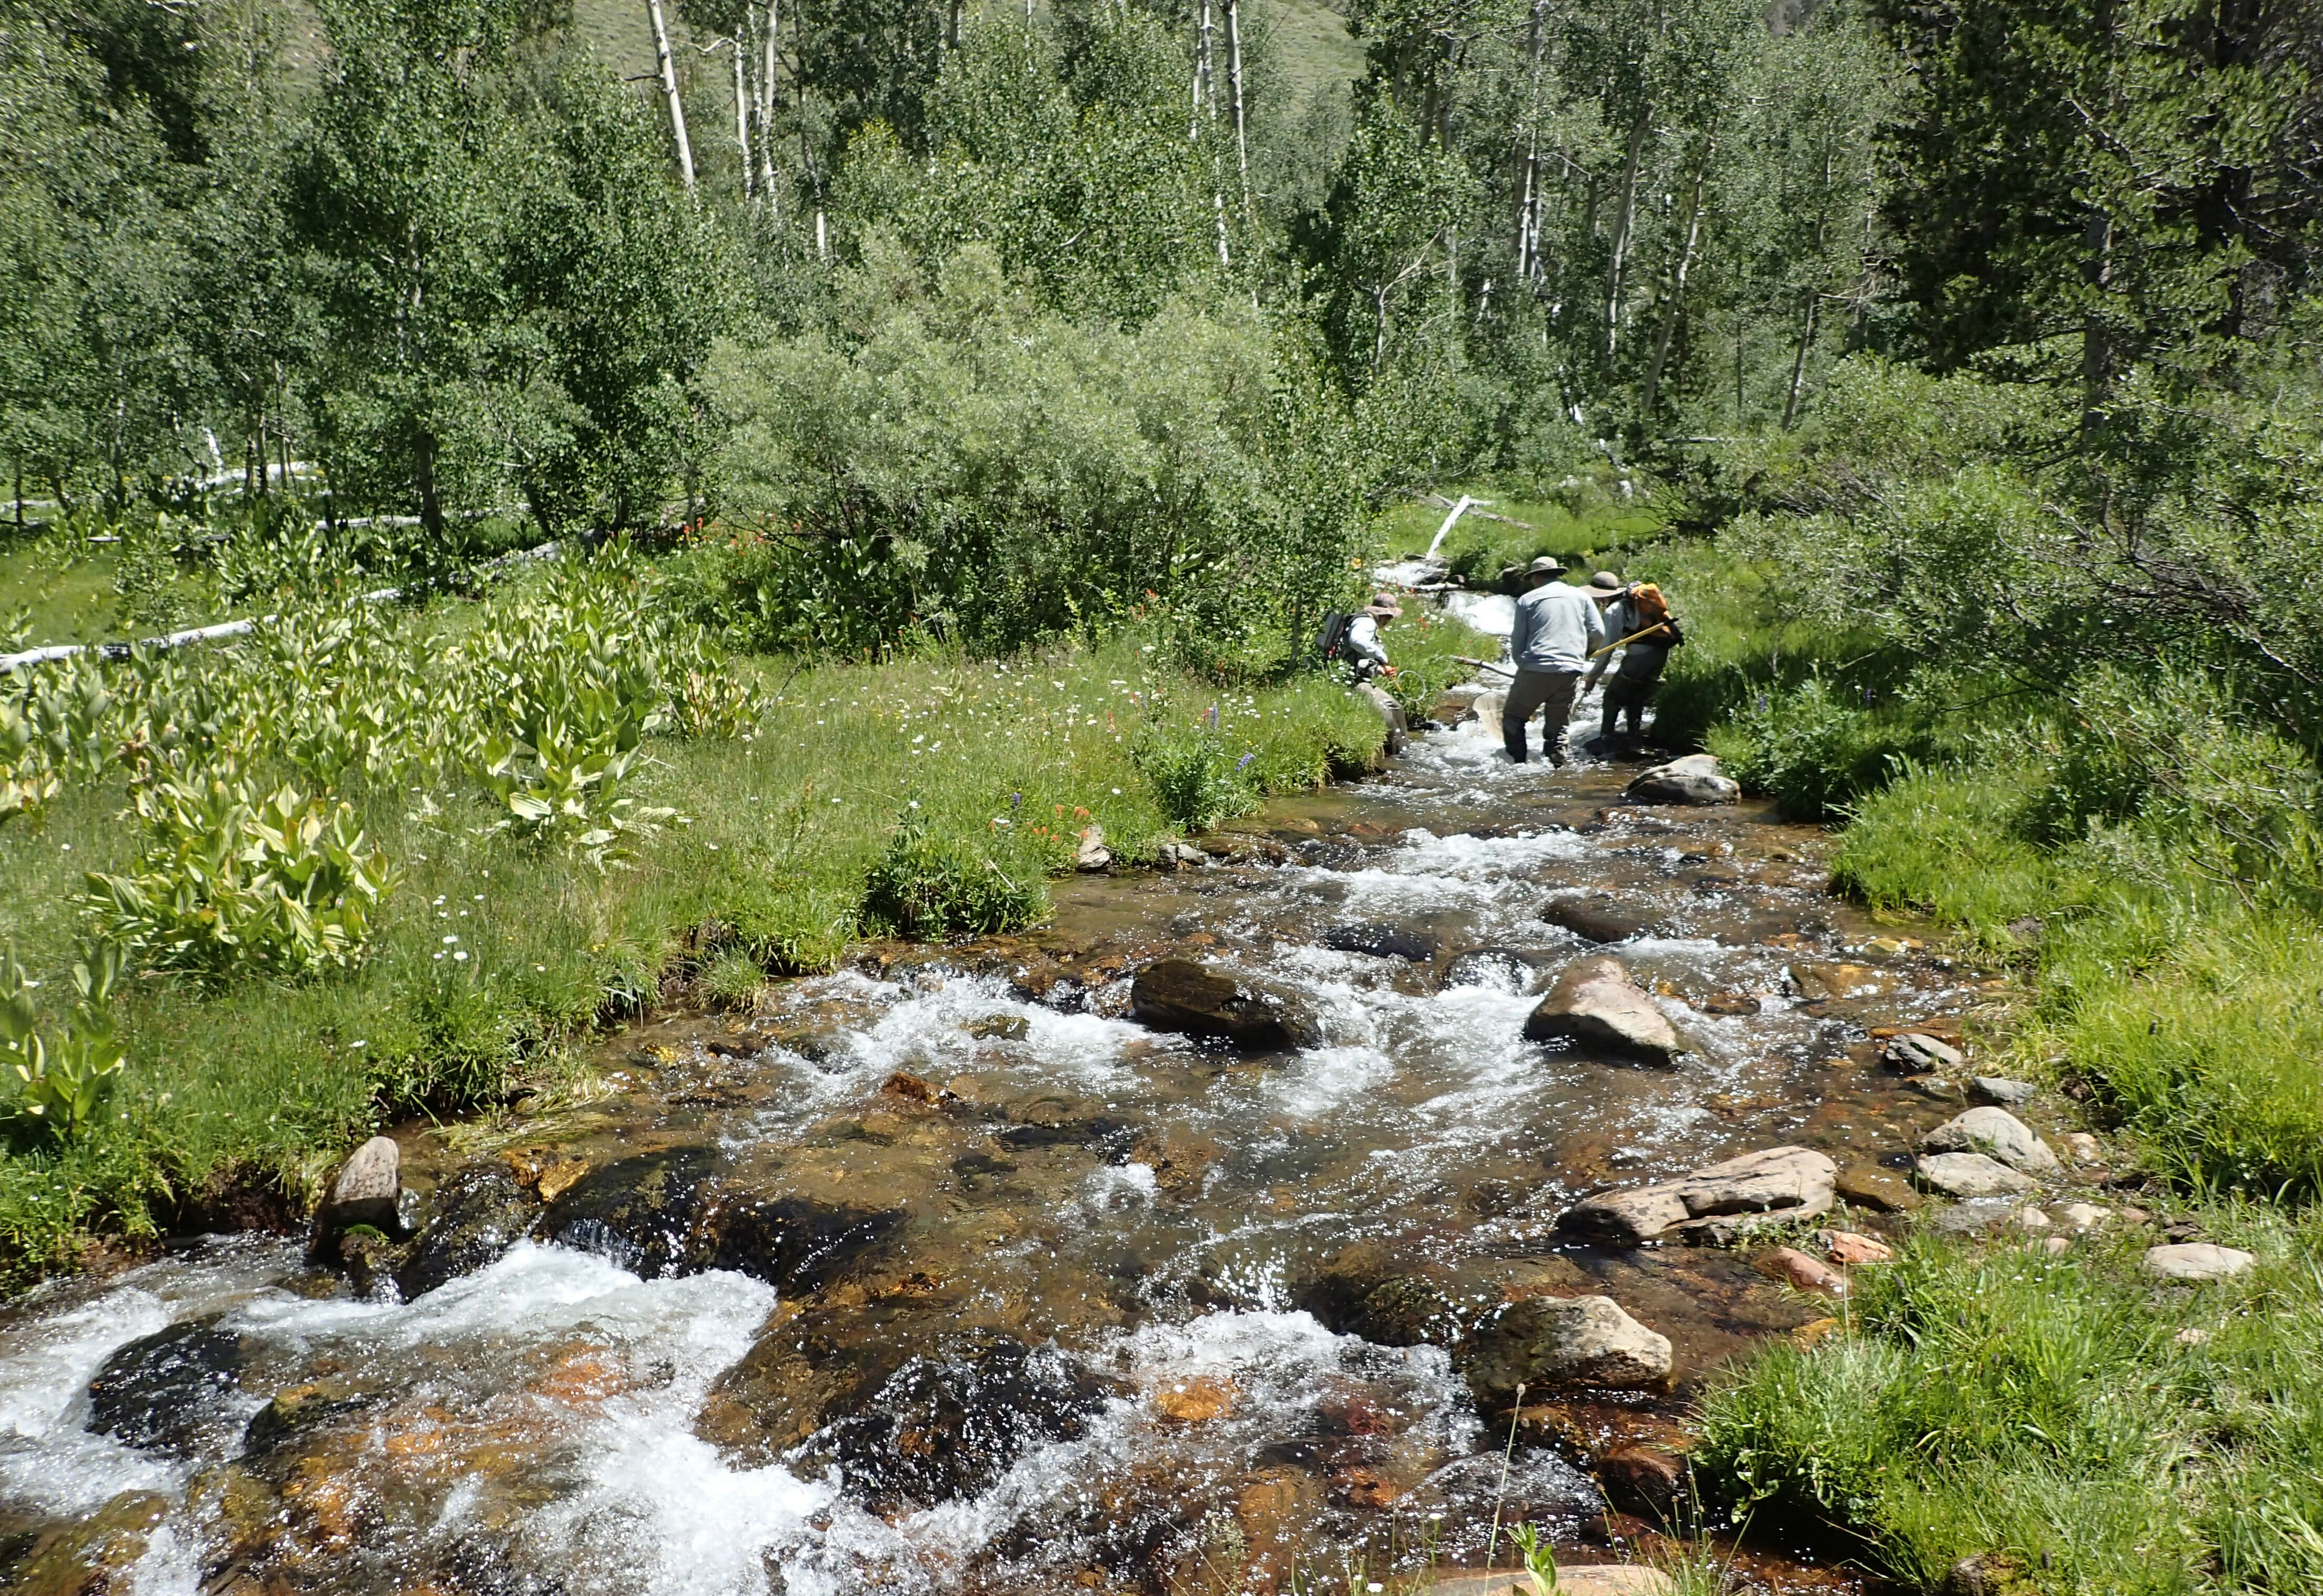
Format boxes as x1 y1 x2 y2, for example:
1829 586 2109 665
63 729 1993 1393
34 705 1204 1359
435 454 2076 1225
1129 959 1323 1051
1523 956 1686 1065
1821 1229 1894 1265
1542 895 1663 943
2141 1243 2256 1282
2058 1202 2110 1232
1885 1032 1965 1072
1923 1106 2059 1174
1463 1295 1673 1405
1559 1146 1834 1245
1321 923 1437 961
1915 1152 2035 1198
1557 1185 1692 1246
1625 753 1738 806
1970 1076 2037 1107
1835 1163 1923 1213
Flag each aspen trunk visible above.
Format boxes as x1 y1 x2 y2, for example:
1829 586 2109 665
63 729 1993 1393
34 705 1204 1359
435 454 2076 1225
1782 292 1819 429
1224 0 1250 216
759 0 780 208
732 28 753 202
1603 101 1650 360
646 0 696 195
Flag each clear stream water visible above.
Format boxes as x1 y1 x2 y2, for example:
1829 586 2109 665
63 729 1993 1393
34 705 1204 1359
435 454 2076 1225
0 680 1989 1596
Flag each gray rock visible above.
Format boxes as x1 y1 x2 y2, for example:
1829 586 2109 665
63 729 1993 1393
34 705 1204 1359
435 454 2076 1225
1154 840 1206 871
1558 1146 1835 1246
309 1135 401 1260
1463 1294 1673 1404
1915 1151 2036 1198
1523 956 1685 1065
1970 1076 2037 1107
1321 922 1437 961
1923 1106 2059 1174
1358 683 1409 756
1542 894 1664 943
1885 1032 1965 1072
1075 825 1112 872
1130 959 1324 1051
1625 753 1739 805
2141 1243 2256 1282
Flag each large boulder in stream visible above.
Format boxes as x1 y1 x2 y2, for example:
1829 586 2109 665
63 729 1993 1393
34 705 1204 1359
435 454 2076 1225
308 1135 402 1263
85 1320 247 1456
1521 957 1686 1065
1131 960 1324 1051
1541 894 1668 944
1625 754 1739 806
395 1163 542 1299
1558 1146 1838 1246
1463 1295 1675 1404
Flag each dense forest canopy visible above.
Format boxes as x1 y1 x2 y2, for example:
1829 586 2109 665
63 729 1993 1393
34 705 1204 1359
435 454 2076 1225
0 0 2318 672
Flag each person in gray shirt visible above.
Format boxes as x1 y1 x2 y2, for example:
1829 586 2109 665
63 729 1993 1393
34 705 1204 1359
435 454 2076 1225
1502 557 1606 764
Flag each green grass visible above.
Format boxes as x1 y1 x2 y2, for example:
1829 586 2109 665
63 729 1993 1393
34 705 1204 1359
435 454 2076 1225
1695 1209 2323 1595
0 612 1388 1283
1372 483 1666 584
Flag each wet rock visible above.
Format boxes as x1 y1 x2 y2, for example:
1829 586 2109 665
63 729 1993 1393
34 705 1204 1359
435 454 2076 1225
767 1024 854 1066
1923 1106 2059 1174
1130 959 1324 1051
1753 1246 1847 1297
1595 1444 1687 1519
1295 1246 1466 1346
7 1490 170 1596
1330 1466 1404 1509
1624 754 1738 806
1359 682 1411 756
817 1332 1114 1511
2142 1243 2255 1282
1076 825 1113 871
1970 1076 2038 1107
1442 947 1544 992
1155 840 1208 870
1321 923 1437 961
1915 1152 2036 1198
1884 1032 1965 1073
1464 1295 1673 1404
1523 957 1685 1066
241 1377 379 1457
1541 895 1663 944
1906 1074 1965 1103
395 1162 540 1298
2062 1131 2103 1164
307 1135 401 1262
1558 1146 1836 1246
540 1150 716 1276
86 1320 246 1456
965 1013 1029 1041
1429 1572 1675 1596
705 1189 909 1291
1150 1375 1236 1425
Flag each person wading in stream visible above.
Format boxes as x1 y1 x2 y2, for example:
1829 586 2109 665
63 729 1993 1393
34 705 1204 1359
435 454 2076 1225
1583 571 1682 750
1503 557 1604 765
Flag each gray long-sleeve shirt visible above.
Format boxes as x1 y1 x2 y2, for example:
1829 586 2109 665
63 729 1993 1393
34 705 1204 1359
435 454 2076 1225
1509 582 1606 674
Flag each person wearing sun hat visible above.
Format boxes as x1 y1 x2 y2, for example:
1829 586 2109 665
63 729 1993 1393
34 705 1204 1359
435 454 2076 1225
1341 591 1403 681
1584 570 1681 748
1501 557 1604 764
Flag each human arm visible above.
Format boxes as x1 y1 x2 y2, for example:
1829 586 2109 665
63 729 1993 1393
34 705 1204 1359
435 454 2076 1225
1344 615 1389 668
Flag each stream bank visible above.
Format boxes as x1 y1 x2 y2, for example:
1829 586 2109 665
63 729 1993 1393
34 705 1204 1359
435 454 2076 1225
0 692 2055 1596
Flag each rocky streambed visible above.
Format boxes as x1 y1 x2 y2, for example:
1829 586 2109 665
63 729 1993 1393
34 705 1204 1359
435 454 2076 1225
0 702 2092 1596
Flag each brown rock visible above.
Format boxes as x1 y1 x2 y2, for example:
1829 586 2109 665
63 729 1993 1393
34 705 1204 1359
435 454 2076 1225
1596 1445 1686 1518
1753 1246 1847 1297
1834 1162 1923 1213
1792 1317 1841 1349
1130 960 1323 1051
1821 1229 1894 1265
1330 1467 1405 1509
1150 1375 1236 1425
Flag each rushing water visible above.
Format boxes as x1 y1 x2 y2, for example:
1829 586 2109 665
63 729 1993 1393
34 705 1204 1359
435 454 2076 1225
0 679 1988 1596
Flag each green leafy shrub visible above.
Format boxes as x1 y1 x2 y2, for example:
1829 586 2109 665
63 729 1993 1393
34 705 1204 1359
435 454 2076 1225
0 944 125 1139
1134 726 1261 832
78 762 395 983
858 810 1048 939
1706 676 1922 818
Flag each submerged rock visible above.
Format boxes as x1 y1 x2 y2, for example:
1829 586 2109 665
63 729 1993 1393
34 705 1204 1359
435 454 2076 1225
1541 895 1666 944
1322 922 1438 961
1558 1146 1836 1246
86 1321 247 1457
815 1332 1115 1511
1522 957 1685 1065
1922 1106 2059 1174
1441 946 1545 992
1463 1295 1674 1404
1129 959 1323 1051
1834 1162 1923 1213
1883 1032 1965 1073
1625 754 1739 806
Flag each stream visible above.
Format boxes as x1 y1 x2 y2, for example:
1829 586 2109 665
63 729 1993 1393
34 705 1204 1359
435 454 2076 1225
0 659 2004 1596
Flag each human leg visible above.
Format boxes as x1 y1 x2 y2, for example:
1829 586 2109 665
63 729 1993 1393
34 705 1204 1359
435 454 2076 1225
1501 669 1555 761
1534 671 1580 764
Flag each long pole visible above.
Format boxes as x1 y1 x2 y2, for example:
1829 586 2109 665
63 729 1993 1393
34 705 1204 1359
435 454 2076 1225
646 0 696 196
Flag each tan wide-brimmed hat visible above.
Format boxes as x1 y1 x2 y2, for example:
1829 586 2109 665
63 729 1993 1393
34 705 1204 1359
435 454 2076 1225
1586 571 1626 599
1525 556 1566 577
1365 591 1405 618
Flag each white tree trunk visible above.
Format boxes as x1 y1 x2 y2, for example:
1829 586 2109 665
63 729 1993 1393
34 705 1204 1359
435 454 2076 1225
1642 128 1713 414
647 0 696 195
758 0 780 214
1224 0 1250 217
1603 101 1650 359
732 29 753 202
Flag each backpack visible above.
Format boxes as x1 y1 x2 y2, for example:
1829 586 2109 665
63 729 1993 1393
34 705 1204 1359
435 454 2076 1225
1315 610 1352 660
